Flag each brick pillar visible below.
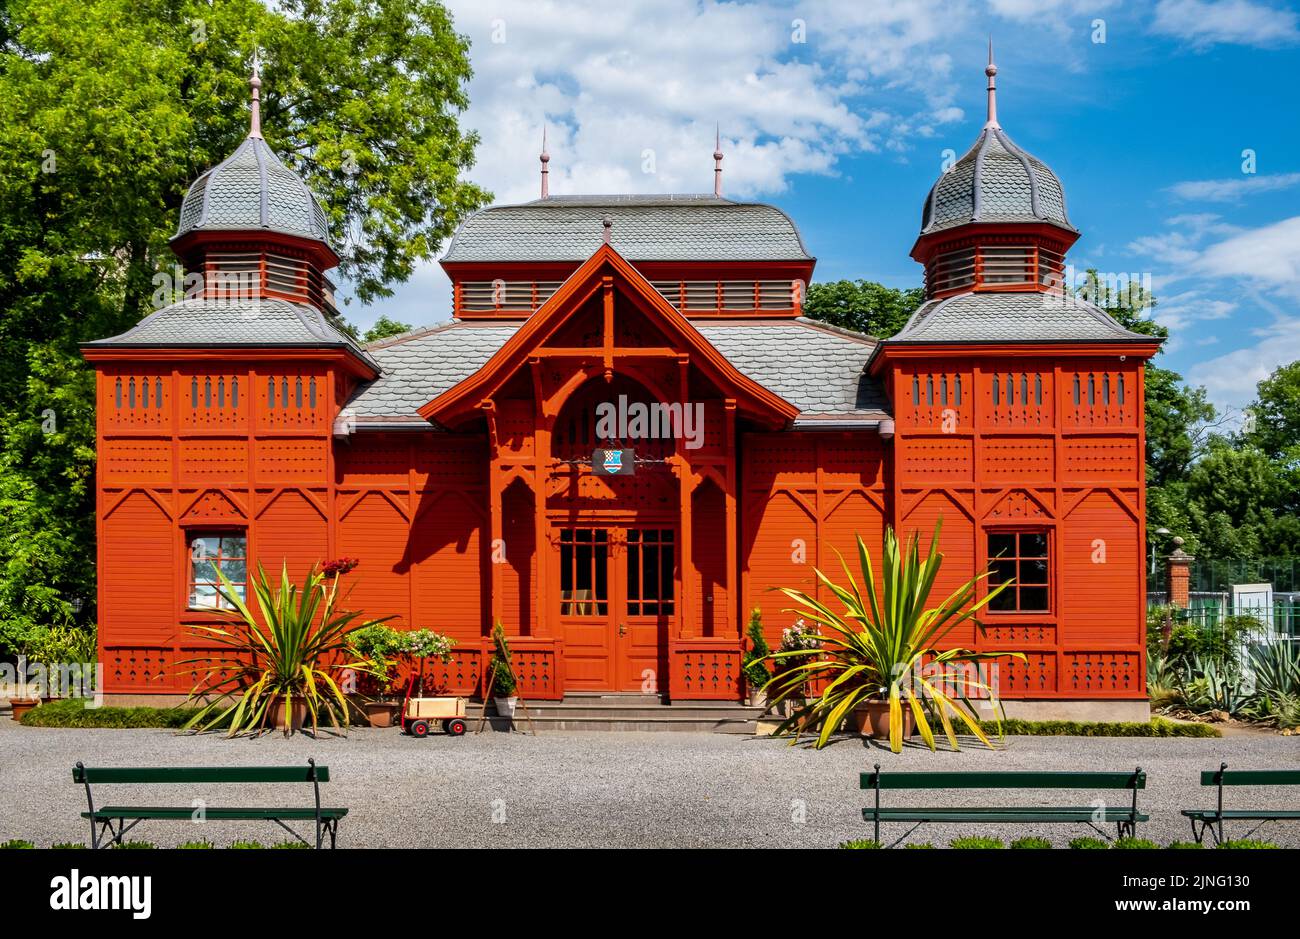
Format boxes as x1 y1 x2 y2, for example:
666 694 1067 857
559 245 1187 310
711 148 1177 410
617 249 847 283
1166 537 1193 610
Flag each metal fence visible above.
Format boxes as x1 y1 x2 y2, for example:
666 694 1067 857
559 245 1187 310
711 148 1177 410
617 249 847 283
1151 598 1300 643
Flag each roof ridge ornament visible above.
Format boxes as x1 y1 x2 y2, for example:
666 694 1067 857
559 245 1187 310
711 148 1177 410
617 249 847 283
602 214 612 244
249 50 263 139
985 37 999 128
713 124 723 197
540 124 550 198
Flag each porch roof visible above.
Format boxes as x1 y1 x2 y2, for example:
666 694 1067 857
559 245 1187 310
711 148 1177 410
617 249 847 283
349 317 888 427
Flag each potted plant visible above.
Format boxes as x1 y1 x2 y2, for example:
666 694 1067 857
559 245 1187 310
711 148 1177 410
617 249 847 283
742 609 771 709
763 521 1022 753
7 654 40 721
181 559 392 737
774 619 820 717
347 624 407 727
488 622 517 719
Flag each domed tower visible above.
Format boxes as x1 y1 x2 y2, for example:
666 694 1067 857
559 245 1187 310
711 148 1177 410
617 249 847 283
869 46 1162 722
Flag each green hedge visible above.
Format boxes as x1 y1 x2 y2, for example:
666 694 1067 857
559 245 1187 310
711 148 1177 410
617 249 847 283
19 698 203 728
983 717 1219 738
950 836 1005 849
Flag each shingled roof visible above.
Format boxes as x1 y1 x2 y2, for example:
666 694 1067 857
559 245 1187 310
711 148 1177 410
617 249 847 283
348 317 885 425
888 291 1155 344
175 136 334 248
441 195 812 263
84 298 377 369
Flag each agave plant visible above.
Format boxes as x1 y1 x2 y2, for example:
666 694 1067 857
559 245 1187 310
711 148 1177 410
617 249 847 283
181 562 393 736
762 521 1022 753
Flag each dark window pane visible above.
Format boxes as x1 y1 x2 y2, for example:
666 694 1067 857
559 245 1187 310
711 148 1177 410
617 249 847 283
1019 586 1049 610
1019 532 1048 557
989 588 1017 612
989 559 1016 586
1019 559 1048 585
988 534 1016 558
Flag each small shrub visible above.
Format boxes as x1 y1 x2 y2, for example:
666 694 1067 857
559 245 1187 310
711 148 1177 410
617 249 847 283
228 840 266 849
1010 836 1052 849
1069 836 1110 850
1113 837 1160 849
904 842 936 849
20 697 214 729
1167 841 1203 849
51 842 86 849
838 839 882 849
1217 839 1280 850
111 841 155 849
176 841 215 849
271 841 310 849
0 840 35 849
950 836 1004 849
988 717 1219 738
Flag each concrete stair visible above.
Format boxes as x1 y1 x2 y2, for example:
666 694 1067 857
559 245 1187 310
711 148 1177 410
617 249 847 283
465 693 767 732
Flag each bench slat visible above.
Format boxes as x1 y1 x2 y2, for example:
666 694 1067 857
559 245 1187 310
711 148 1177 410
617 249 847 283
1199 769 1300 787
864 807 1148 823
860 771 1144 790
73 766 329 784
1181 809 1300 820
82 806 348 820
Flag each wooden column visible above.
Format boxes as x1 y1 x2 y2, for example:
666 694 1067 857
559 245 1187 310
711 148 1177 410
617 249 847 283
530 359 552 638
676 356 696 638
483 400 505 630
724 399 739 637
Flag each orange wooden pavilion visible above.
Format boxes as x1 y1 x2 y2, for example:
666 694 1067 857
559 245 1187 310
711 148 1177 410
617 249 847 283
84 53 1159 718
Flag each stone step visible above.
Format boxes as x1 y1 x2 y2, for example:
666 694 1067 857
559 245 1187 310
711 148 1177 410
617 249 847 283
457 698 769 733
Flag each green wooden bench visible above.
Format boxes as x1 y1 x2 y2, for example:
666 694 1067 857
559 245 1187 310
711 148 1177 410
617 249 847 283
1181 763 1300 845
860 764 1148 847
73 759 347 849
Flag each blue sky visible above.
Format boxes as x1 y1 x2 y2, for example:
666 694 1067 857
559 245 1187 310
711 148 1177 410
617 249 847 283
340 0 1300 416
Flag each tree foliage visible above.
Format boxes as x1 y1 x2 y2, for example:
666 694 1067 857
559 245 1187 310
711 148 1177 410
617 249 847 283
802 279 924 338
0 0 486 652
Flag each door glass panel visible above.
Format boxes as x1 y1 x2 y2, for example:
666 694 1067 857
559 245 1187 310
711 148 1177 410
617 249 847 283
626 528 674 616
559 528 608 616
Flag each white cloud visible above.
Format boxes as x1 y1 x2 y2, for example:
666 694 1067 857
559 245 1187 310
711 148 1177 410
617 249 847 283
1190 314 1300 409
1151 0 1300 48
1198 215 1300 297
1167 172 1300 202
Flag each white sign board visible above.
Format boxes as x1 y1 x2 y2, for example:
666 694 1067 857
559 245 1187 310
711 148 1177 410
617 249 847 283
1231 582 1273 629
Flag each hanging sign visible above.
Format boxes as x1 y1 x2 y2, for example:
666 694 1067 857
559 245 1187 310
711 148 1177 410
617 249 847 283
592 448 635 476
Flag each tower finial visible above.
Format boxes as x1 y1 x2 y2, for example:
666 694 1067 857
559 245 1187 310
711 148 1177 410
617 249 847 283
985 37 999 128
249 50 263 139
602 215 612 245
540 124 550 199
713 124 723 197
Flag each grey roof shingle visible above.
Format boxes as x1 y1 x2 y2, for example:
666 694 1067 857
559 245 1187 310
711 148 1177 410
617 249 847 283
889 291 1156 343
920 125 1073 234
441 195 812 263
176 136 333 247
85 298 377 369
347 317 885 423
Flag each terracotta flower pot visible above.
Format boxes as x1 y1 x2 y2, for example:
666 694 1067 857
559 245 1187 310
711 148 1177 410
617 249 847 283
9 698 40 722
272 696 307 734
854 698 915 740
362 701 400 728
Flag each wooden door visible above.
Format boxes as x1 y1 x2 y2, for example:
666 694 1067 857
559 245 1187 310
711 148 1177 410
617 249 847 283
556 525 676 693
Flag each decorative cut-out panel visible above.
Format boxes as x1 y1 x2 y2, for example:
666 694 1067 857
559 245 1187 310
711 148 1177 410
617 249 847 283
179 371 248 430
425 649 483 696
1062 369 1135 429
983 436 1053 480
106 647 175 693
181 490 245 523
980 368 1053 428
900 436 973 480
180 439 247 481
1065 652 1141 694
996 652 1057 696
257 371 324 431
338 438 411 483
101 438 171 483
900 368 973 431
982 623 1056 645
105 373 170 431
820 434 885 487
510 645 560 699
1064 436 1139 479
669 642 741 700
496 399 534 457
985 489 1051 521
256 438 327 481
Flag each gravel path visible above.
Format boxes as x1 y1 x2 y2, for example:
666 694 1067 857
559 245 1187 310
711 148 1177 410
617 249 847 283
2 719 1297 848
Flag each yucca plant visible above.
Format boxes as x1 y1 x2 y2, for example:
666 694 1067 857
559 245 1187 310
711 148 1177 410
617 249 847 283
181 562 392 737
762 521 1023 752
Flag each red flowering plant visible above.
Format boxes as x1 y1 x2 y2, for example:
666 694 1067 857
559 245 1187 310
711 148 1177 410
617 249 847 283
322 557 360 579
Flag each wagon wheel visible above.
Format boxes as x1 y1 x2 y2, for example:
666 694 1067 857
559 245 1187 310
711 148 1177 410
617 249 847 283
409 720 430 738
445 718 467 737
